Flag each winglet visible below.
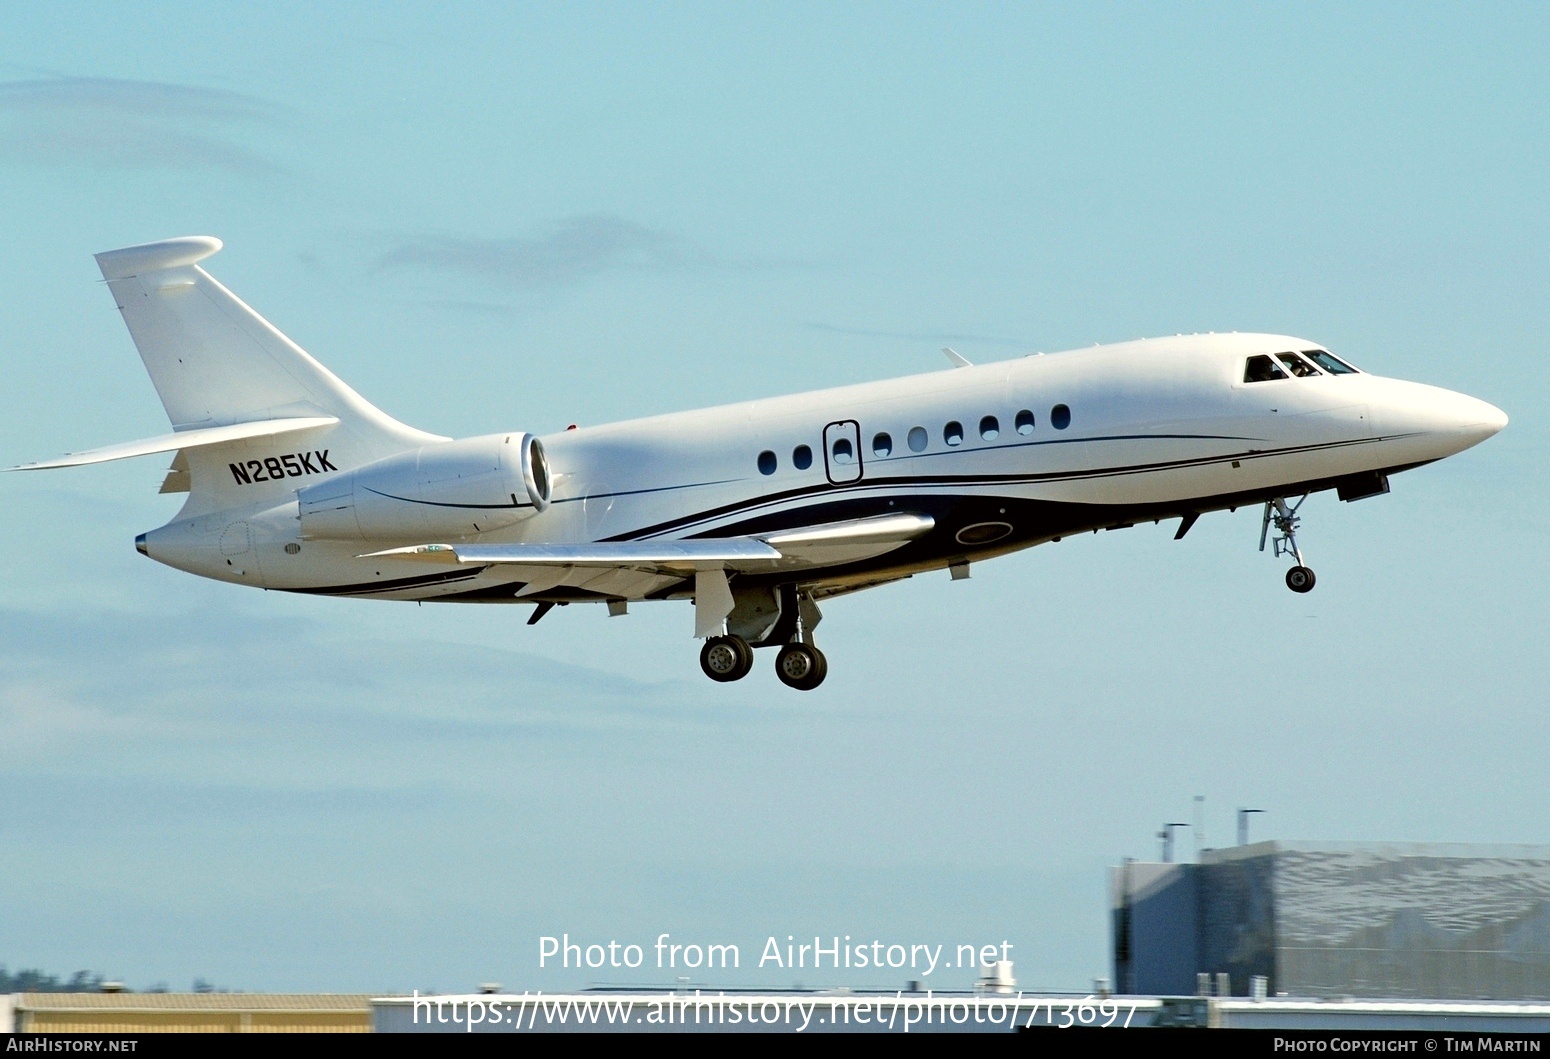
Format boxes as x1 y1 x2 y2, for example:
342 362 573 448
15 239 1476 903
942 347 972 368
95 236 223 281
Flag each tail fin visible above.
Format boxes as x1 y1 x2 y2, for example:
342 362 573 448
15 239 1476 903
94 237 442 514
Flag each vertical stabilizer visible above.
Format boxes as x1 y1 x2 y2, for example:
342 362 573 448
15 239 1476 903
94 237 443 514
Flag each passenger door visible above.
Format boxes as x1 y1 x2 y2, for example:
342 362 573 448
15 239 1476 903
823 420 863 485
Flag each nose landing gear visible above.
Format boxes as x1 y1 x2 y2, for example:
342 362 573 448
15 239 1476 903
1261 495 1316 593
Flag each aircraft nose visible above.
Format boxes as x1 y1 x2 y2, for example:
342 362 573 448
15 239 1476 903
1441 391 1508 444
1378 381 1507 456
1477 398 1509 436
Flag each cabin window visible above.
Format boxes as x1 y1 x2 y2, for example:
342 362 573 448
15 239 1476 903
873 432 893 457
979 415 1000 440
907 426 928 452
1015 409 1035 434
831 436 855 465
793 444 813 470
944 421 964 446
1243 355 1289 383
757 450 777 475
1276 352 1322 377
1051 404 1071 429
1304 349 1359 374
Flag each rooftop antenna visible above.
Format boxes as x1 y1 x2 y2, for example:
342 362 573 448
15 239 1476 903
1237 808 1265 846
1158 823 1190 863
1193 795 1206 859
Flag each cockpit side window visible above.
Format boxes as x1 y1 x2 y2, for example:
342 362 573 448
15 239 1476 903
1243 355 1289 383
1304 349 1359 374
1276 352 1322 377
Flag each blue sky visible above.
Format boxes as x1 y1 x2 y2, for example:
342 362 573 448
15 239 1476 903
1 2 1545 993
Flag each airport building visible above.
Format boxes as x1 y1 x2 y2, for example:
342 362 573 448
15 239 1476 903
1112 842 1550 1000
0 992 371 1033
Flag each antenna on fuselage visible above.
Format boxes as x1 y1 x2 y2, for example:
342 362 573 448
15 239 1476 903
942 347 972 368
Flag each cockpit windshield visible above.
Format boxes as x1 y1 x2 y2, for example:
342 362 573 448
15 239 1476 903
1276 352 1322 377
1245 349 1361 383
1303 349 1359 374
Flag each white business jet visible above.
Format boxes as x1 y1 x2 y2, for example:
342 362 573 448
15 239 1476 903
11 237 1507 689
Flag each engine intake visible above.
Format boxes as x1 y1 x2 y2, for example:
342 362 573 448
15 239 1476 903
297 433 550 541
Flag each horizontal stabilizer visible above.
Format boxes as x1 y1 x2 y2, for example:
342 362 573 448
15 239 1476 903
8 416 338 471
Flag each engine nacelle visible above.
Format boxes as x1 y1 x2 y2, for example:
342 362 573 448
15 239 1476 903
297 433 550 541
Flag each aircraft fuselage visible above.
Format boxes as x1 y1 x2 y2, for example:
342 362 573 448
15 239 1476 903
140 331 1505 604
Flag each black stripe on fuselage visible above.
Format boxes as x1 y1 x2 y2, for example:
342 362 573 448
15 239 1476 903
422 461 1429 605
285 432 1419 604
604 433 1409 543
283 565 491 597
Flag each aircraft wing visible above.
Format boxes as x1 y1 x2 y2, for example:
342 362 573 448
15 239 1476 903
361 513 935 598
440 539 782 567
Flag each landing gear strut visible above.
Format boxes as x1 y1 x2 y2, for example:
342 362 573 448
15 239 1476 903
774 589 828 690
1261 495 1316 593
699 635 753 682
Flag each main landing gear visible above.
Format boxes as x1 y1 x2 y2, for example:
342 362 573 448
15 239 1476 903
699 635 754 682
697 632 830 691
1261 495 1316 593
775 642 828 691
697 588 829 690
697 634 829 689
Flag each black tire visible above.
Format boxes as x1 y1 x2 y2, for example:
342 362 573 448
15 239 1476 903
775 643 828 691
1286 566 1316 593
700 635 753 682
732 634 754 674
